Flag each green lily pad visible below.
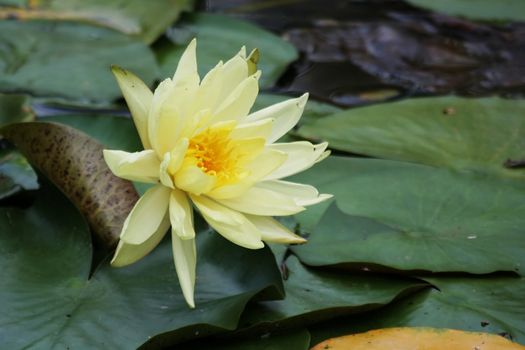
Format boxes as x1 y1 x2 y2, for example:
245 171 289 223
156 13 298 88
0 0 24 6
406 0 525 22
309 276 525 346
297 97 525 180
0 0 193 44
0 180 283 349
291 156 525 275
45 114 142 152
0 148 38 200
184 329 311 350
0 93 37 200
0 20 159 103
0 93 33 126
234 256 424 335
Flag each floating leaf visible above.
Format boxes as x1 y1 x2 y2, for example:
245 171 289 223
311 327 525 350
0 93 33 126
297 97 525 180
0 148 38 200
1 121 138 246
0 20 159 103
309 276 525 345
45 114 142 152
186 329 311 350
156 13 298 87
291 157 525 275
406 0 525 22
235 256 424 335
0 93 37 200
0 0 193 44
0 181 283 349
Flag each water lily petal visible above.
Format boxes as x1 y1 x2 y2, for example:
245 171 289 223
206 179 254 200
213 71 260 123
172 232 196 308
230 118 273 140
172 38 200 89
215 54 249 104
111 66 152 149
191 195 264 249
232 136 266 164
168 138 189 174
236 46 247 59
192 61 224 116
216 185 305 216
244 148 287 182
256 180 333 206
170 188 195 240
159 152 175 188
148 78 175 156
120 184 171 244
246 214 306 244
110 212 170 267
175 165 216 195
103 149 160 183
246 93 308 143
265 141 330 180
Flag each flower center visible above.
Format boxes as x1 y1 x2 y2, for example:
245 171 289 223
186 125 240 183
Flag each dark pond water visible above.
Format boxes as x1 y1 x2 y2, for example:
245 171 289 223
202 0 525 107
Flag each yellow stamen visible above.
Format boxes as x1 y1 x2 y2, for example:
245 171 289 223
184 124 243 186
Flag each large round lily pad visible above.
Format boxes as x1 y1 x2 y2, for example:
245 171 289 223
291 156 525 275
0 20 159 103
309 276 525 346
0 181 283 349
297 97 525 180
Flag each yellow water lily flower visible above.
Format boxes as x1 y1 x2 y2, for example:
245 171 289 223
104 39 331 308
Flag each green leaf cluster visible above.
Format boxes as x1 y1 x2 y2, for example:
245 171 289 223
0 1 524 349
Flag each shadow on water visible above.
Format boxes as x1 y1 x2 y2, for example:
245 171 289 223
202 0 525 107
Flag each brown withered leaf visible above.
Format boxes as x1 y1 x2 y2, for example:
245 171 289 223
0 121 138 247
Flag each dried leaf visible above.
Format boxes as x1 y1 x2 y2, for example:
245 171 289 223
0 121 138 247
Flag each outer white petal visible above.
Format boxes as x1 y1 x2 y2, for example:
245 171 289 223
265 141 330 180
169 188 195 240
206 179 253 200
213 71 260 123
243 148 287 183
168 138 189 174
230 118 273 140
256 180 333 206
111 66 152 149
216 185 305 216
172 38 200 88
191 61 224 116
110 212 170 267
246 215 306 244
215 54 249 105
103 149 160 183
245 93 308 143
191 195 264 249
159 152 175 188
119 185 171 245
172 232 196 308
148 78 175 156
